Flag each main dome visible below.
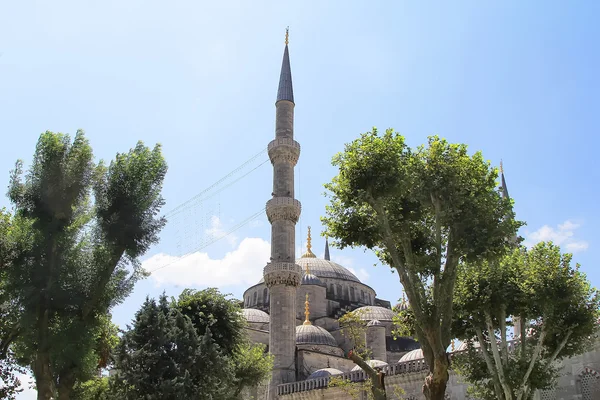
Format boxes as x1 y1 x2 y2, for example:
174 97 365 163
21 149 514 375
259 258 360 284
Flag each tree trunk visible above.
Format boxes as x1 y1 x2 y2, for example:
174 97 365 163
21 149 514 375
422 354 449 400
57 367 77 400
33 352 54 400
347 351 387 400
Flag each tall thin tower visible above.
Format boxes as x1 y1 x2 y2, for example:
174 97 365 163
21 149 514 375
263 28 302 399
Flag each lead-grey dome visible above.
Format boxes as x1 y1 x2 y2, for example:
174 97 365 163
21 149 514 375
367 319 382 327
296 325 338 347
399 348 424 362
353 306 395 322
302 273 324 286
351 359 389 371
259 257 360 284
241 309 270 324
308 368 344 379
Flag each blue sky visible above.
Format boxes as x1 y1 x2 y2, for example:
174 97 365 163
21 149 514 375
1 1 599 397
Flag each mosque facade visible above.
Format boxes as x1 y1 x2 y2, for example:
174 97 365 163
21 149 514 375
239 32 600 400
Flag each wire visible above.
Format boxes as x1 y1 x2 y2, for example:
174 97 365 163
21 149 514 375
149 207 266 274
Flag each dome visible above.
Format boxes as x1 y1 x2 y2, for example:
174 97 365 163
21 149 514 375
353 306 395 322
301 273 324 286
296 325 339 347
307 368 344 379
399 348 424 362
351 359 389 371
367 319 382 327
258 258 360 284
241 309 270 324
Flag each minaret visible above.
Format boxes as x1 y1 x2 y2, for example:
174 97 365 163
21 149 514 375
324 236 331 261
263 27 302 399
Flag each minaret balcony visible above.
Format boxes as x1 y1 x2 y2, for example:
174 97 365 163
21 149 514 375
266 197 301 223
263 262 302 287
268 138 301 166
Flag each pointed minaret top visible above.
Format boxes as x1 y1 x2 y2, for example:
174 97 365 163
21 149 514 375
276 28 294 104
324 236 331 261
500 160 509 199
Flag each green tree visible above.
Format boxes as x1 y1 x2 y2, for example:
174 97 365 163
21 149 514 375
1 130 167 400
322 129 521 400
335 310 387 400
111 294 233 400
174 288 273 396
72 377 110 400
452 242 600 400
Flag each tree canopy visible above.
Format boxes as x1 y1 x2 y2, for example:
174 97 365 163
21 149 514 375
452 242 600 400
0 130 167 400
322 129 521 400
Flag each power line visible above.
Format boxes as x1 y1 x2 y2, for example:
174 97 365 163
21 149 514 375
149 207 266 274
164 147 268 217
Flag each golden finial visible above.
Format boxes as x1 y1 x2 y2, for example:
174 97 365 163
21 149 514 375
285 27 289 45
303 293 311 325
500 159 504 174
301 226 316 258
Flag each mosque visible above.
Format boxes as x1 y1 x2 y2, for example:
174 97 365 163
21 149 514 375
238 30 600 400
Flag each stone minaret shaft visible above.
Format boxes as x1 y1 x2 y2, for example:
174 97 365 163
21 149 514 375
263 29 302 399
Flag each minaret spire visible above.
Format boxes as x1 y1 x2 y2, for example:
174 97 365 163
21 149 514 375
264 28 302 399
324 236 331 261
276 28 294 103
500 160 509 199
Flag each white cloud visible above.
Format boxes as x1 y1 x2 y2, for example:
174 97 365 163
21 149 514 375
146 237 270 287
524 220 588 253
204 216 238 247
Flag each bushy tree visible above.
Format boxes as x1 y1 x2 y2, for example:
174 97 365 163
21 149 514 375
1 130 167 400
452 242 600 400
111 295 232 399
174 288 273 396
322 129 521 400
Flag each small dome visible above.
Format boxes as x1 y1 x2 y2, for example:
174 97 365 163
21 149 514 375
353 306 395 322
301 273 324 286
399 348 424 362
296 325 338 347
307 368 344 379
367 319 382 327
351 359 389 371
241 309 270 324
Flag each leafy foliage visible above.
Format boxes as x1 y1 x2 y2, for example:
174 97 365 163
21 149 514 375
71 377 110 400
338 309 370 360
452 243 600 400
1 130 167 399
322 128 522 399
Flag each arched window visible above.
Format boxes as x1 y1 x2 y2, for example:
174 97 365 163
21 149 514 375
337 284 343 299
368 293 372 305
344 286 350 300
350 287 355 301
253 291 257 305
263 288 269 305
328 284 334 298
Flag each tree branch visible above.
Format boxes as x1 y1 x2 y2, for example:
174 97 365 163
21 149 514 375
516 328 546 400
475 327 504 400
485 312 513 399
499 307 509 367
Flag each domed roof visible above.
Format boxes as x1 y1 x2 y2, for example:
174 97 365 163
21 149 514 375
241 309 270 324
456 340 481 352
367 319 382 327
302 273 324 286
353 306 395 322
399 348 423 362
258 258 360 284
307 368 344 379
296 325 338 347
351 359 389 371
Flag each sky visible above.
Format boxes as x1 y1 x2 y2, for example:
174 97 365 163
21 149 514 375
1 1 599 398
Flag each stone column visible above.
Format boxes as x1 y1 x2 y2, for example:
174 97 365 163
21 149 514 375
264 97 302 399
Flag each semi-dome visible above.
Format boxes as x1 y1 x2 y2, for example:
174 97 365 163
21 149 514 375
301 272 324 286
399 348 424 362
296 324 338 347
353 306 395 322
241 309 270 324
307 368 344 379
351 359 389 371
